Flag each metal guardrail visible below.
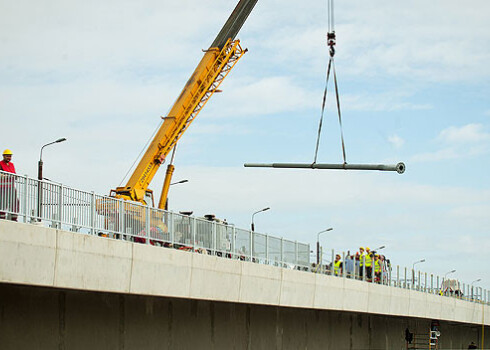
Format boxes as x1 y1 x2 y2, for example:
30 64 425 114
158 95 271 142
0 171 310 268
315 249 489 305
0 170 488 305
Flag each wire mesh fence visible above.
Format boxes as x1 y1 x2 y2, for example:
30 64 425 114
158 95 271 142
0 171 310 269
0 170 487 305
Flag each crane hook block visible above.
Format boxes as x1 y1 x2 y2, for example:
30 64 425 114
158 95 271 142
327 31 336 45
244 162 406 174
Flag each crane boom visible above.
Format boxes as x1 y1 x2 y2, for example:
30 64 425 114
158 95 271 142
114 0 258 205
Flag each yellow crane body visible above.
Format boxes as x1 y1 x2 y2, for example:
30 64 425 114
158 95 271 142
114 39 246 205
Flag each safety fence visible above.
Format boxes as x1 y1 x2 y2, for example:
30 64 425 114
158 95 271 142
315 249 489 305
0 170 487 305
0 171 310 268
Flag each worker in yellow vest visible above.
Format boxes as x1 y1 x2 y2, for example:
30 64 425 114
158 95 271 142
365 247 373 280
333 254 343 276
374 254 381 283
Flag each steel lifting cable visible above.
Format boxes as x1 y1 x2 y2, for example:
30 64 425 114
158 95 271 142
119 118 164 186
313 0 347 165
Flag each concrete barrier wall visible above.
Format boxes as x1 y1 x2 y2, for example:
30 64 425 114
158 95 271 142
1 220 488 327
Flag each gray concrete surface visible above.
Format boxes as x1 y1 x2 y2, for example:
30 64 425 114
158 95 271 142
0 220 488 327
0 283 485 350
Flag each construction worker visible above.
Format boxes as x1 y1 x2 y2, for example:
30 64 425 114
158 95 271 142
374 254 381 283
333 254 342 276
365 247 373 280
0 149 18 221
358 247 365 279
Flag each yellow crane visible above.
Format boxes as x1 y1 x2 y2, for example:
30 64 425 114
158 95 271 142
112 0 258 208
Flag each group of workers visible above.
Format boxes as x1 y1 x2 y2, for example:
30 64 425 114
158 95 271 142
330 246 391 283
0 149 18 221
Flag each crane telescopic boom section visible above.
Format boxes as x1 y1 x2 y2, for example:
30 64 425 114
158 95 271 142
114 0 258 206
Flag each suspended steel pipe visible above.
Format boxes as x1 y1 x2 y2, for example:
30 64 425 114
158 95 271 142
244 162 406 174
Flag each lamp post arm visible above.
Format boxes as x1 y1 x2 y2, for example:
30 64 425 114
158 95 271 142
40 142 56 162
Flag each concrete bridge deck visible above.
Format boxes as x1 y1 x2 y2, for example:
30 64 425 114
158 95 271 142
0 221 488 349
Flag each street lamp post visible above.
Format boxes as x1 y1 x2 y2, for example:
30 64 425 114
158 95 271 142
471 278 482 286
412 259 426 270
316 227 333 265
471 278 482 300
165 179 188 210
373 245 385 252
412 259 425 288
37 138 67 219
251 207 270 232
441 269 456 295
444 269 456 279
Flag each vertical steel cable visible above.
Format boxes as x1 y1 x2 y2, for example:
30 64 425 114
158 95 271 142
313 0 347 164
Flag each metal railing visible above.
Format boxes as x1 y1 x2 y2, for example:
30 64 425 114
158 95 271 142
0 171 310 268
315 248 489 305
0 170 487 305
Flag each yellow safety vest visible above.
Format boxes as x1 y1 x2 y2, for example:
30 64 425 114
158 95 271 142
365 254 372 267
334 260 342 276
374 259 381 273
359 253 365 266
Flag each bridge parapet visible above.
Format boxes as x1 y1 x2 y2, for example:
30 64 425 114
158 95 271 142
0 220 488 327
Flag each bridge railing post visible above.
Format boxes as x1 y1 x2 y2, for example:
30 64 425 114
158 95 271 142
57 184 63 229
280 237 283 266
118 198 124 239
265 234 269 264
380 262 384 285
372 263 375 285
331 249 334 276
22 175 28 223
231 226 236 259
192 217 197 251
389 265 392 287
404 267 407 289
90 191 95 235
212 221 217 255
145 204 150 245
342 251 346 279
295 240 298 267
169 211 174 246
396 265 399 287
362 257 366 282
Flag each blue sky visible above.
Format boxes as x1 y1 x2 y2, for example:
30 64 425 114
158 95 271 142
1 0 490 287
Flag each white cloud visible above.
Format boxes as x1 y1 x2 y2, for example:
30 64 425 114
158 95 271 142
388 134 405 149
411 124 490 162
335 0 490 83
438 124 490 144
341 92 431 112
